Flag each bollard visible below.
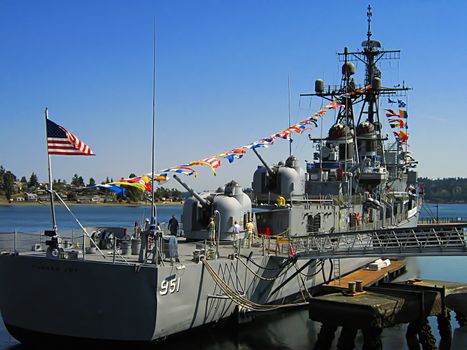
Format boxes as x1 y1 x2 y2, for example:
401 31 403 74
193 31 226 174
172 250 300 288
355 280 363 292
348 282 356 294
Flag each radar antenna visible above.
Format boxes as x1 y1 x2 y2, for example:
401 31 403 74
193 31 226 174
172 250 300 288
367 4 372 43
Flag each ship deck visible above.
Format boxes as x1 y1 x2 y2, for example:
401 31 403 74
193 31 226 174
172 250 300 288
9 235 293 267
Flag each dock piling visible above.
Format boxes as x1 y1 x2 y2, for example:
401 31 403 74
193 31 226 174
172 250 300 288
309 261 467 350
418 318 437 350
314 324 337 350
361 326 382 350
405 321 420 350
436 311 452 350
336 326 358 350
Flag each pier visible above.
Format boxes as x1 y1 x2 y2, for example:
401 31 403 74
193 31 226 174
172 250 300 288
308 261 467 350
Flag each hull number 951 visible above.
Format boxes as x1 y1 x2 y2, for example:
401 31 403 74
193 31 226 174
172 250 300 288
160 275 181 296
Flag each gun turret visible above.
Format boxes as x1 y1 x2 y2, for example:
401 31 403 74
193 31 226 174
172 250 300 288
173 174 210 208
252 148 275 177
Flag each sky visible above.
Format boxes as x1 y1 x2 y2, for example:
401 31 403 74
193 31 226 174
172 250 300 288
1 0 466 191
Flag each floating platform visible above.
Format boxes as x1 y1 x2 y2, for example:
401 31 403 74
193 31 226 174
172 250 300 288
309 277 467 349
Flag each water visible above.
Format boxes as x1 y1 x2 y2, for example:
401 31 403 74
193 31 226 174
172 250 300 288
0 205 182 233
0 203 466 349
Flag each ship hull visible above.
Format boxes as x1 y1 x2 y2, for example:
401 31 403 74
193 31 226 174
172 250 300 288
0 252 373 343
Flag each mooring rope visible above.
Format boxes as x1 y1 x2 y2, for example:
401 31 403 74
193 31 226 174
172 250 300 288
235 255 295 281
202 259 307 311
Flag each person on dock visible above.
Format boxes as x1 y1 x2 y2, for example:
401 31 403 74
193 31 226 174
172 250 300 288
245 219 254 248
168 215 179 236
207 217 216 246
232 221 241 251
144 218 150 231
139 218 151 263
133 221 141 239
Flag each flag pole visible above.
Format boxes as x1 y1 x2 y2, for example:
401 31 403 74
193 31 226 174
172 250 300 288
150 18 157 226
45 108 57 232
287 75 292 157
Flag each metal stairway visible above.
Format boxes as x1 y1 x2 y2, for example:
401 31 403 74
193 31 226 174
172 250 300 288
291 223 467 259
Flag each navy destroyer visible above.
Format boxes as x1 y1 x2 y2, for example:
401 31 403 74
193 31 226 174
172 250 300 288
0 6 420 344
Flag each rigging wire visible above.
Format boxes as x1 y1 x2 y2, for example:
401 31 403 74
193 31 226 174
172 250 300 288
235 255 295 281
238 254 290 271
293 262 313 300
202 259 307 312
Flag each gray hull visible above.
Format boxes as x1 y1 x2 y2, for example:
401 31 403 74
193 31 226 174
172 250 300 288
0 252 372 343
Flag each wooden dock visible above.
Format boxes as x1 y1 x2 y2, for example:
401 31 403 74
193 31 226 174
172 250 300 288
309 277 467 350
322 259 407 290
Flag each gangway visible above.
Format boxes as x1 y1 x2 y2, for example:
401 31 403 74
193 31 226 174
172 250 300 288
291 223 467 260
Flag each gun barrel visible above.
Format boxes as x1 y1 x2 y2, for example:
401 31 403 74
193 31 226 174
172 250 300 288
252 148 275 176
173 174 210 207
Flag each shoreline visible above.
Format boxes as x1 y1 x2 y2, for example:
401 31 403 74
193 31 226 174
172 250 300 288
0 200 183 207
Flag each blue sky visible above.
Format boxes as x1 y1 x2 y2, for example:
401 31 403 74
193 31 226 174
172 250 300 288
1 0 466 191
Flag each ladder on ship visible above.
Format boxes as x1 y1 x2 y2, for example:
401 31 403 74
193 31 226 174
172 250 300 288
332 258 341 283
290 223 467 260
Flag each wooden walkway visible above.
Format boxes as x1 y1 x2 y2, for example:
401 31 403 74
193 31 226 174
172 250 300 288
323 259 407 290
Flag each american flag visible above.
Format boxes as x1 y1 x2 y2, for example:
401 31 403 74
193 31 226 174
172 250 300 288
47 118 95 156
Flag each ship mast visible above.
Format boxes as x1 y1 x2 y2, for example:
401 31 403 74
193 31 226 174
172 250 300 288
302 5 409 166
150 18 157 227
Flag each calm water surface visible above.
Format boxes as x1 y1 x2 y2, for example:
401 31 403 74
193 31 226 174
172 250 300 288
0 203 466 349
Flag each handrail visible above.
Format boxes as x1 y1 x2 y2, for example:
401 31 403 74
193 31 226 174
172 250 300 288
288 224 467 259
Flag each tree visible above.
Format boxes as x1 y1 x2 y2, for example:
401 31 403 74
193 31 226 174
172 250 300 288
20 176 27 184
71 174 81 187
88 178 96 186
171 188 182 201
125 187 142 202
3 171 15 200
78 176 85 187
0 166 4 190
67 191 77 201
28 172 39 189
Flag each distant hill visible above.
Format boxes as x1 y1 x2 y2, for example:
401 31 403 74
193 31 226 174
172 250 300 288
419 177 467 203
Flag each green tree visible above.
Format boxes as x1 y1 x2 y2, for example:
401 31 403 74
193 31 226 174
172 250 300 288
28 172 39 189
88 178 96 186
78 176 85 187
0 166 4 190
67 191 77 201
71 174 81 187
3 171 15 200
171 188 182 200
52 179 66 192
123 173 141 202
